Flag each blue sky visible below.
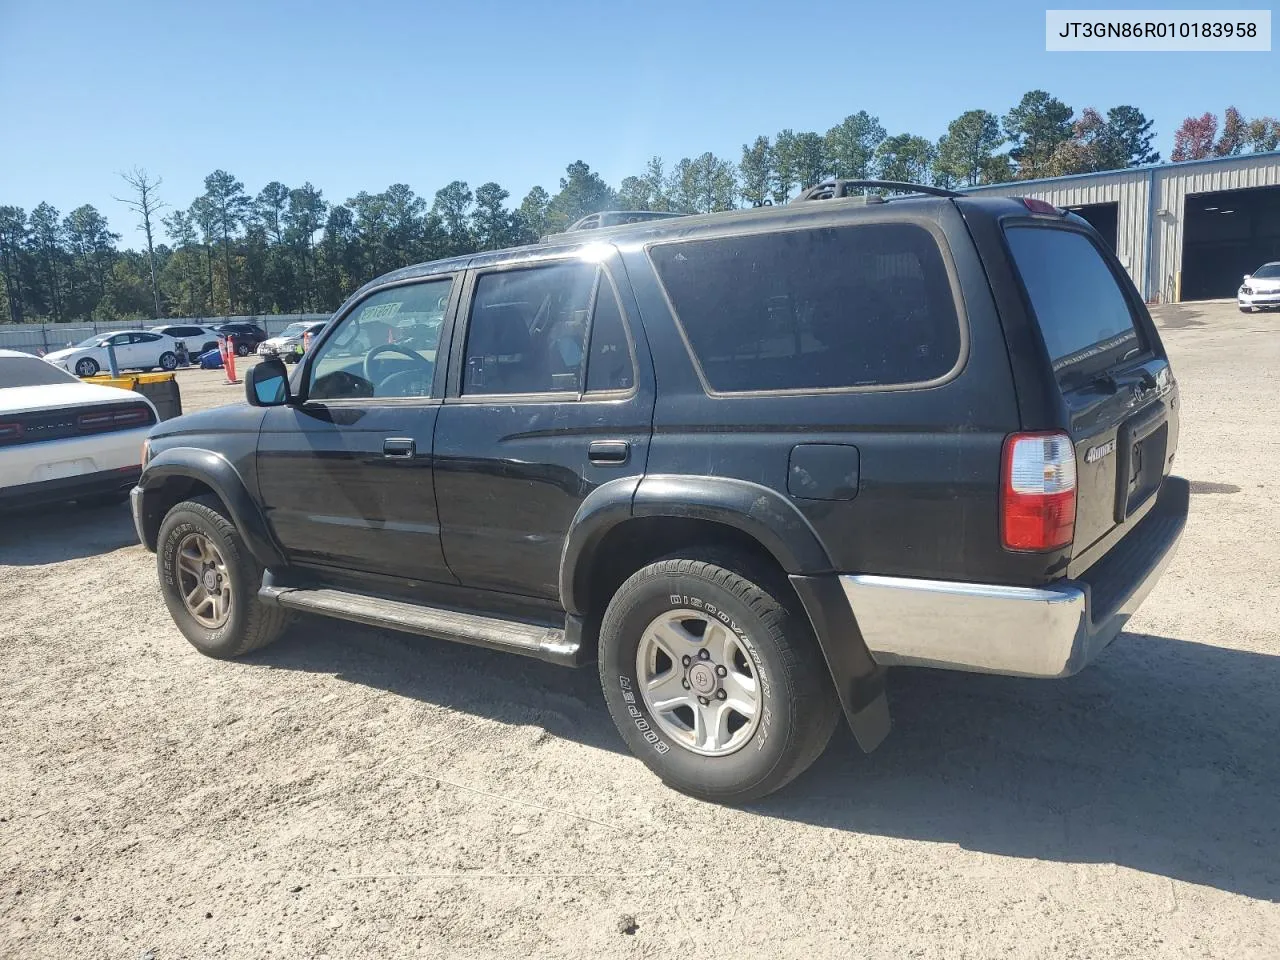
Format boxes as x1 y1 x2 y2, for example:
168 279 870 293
1 0 1275 247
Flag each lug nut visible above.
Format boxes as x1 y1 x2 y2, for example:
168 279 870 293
716 689 727 700
682 655 692 667
681 679 690 690
715 665 727 677
697 696 709 706
697 649 711 660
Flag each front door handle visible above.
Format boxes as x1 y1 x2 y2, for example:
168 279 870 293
384 438 416 459
588 440 630 465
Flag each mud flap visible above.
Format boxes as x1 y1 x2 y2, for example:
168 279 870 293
789 573 891 752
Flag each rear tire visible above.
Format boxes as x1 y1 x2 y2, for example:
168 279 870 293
598 554 840 804
75 357 99 377
157 496 290 658
159 352 178 371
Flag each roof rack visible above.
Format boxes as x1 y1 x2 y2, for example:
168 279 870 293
794 179 962 202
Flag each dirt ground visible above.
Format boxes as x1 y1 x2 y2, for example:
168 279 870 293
2 301 1278 959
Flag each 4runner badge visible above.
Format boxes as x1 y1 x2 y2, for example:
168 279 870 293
1085 439 1116 463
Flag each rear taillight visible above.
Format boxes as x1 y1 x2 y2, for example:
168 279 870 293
1001 431 1076 551
1020 197 1062 216
0 422 23 444
77 407 153 431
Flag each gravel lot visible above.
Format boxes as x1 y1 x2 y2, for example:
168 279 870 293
3 301 1278 959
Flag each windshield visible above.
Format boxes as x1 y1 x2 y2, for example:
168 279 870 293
74 334 106 348
0 356 79 387
1252 263 1280 279
280 323 310 337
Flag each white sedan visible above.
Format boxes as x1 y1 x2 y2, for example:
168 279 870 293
1238 262 1280 312
43 330 182 378
257 320 328 363
0 349 157 510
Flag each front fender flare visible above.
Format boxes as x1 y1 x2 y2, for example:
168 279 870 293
136 447 285 569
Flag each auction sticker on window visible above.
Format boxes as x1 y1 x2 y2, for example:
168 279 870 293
1046 9 1271 50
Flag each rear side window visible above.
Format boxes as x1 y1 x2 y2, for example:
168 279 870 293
1005 226 1141 372
649 224 961 393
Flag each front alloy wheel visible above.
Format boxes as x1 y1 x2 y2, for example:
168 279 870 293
174 531 232 629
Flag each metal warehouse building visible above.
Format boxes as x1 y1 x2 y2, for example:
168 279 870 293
965 151 1280 303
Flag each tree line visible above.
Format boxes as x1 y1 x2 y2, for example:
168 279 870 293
1 92 1275 324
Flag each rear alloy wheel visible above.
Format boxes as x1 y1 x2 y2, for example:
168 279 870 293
635 609 762 756
599 555 840 803
159 351 178 371
75 357 99 377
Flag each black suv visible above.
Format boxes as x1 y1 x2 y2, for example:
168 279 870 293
215 321 269 356
131 185 1188 802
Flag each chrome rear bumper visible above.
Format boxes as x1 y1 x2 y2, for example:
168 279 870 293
841 476 1189 679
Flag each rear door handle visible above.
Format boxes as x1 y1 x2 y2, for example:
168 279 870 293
384 438 416 459
588 440 630 465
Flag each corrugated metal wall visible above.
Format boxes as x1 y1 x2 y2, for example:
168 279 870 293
964 152 1280 302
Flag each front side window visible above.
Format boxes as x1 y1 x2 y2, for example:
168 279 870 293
1005 226 1142 373
307 277 453 400
650 223 962 393
462 262 599 395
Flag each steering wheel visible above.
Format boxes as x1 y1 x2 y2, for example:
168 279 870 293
363 343 434 395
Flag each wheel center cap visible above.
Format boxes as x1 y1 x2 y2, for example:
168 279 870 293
202 569 218 591
687 662 718 695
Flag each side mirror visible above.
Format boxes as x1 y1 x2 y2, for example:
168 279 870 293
246 356 291 407
1243 274 1252 282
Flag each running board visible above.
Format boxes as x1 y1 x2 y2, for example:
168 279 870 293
259 585 582 666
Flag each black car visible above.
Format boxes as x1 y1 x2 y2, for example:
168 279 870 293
130 183 1188 802
214 322 269 356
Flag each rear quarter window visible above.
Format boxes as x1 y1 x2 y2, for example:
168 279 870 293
649 223 962 393
1004 226 1142 373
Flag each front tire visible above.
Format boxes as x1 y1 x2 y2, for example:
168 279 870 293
1240 305 1254 313
159 351 178 371
236 342 252 357
157 496 290 658
598 555 839 803
75 357 99 377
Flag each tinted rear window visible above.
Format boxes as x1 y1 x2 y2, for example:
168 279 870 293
1005 226 1141 371
650 224 961 393
0 356 77 387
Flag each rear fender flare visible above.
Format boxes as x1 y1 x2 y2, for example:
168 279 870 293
559 473 889 752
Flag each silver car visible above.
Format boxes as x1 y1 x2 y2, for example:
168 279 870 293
1238 262 1280 312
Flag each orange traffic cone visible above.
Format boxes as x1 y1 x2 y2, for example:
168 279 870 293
225 335 238 383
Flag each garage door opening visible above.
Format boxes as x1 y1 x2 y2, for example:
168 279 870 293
1064 202 1118 250
1181 185 1280 300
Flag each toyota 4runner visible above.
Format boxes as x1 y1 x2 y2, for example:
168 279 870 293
132 184 1188 802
